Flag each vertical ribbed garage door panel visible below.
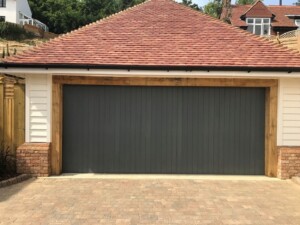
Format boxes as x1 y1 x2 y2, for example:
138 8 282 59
63 85 265 174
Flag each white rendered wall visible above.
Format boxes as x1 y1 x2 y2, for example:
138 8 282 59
25 74 52 143
16 0 31 23
277 78 300 146
0 0 17 23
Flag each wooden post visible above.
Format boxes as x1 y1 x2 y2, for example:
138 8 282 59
3 76 15 153
265 84 278 177
52 82 63 175
276 32 280 44
14 80 25 149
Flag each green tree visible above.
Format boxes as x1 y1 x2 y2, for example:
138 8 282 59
181 0 202 11
121 0 145 9
80 0 122 26
28 0 85 34
28 0 146 34
294 0 300 5
236 0 255 4
203 0 222 18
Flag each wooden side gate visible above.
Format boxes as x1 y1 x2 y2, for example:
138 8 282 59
0 75 25 154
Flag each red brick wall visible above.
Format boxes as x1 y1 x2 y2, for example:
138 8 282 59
23 24 58 39
15 143 300 178
16 143 51 177
278 147 300 179
23 24 44 37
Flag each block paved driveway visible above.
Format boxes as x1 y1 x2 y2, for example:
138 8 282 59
0 176 300 225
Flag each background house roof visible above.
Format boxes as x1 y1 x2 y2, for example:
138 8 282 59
226 4 300 28
3 0 300 71
241 1 274 19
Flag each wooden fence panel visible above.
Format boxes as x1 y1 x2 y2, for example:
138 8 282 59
280 38 298 50
270 30 300 52
0 78 3 145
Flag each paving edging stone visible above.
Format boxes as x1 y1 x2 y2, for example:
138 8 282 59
292 177 300 185
0 174 32 188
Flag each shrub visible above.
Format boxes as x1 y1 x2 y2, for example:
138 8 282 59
2 44 18 59
0 22 36 40
0 143 16 180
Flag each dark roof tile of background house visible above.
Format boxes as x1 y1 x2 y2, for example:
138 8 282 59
226 4 300 28
270 6 300 27
241 1 274 19
3 0 300 70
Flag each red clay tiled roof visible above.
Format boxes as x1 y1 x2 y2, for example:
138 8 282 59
241 0 274 19
3 0 300 70
226 4 300 28
270 6 300 27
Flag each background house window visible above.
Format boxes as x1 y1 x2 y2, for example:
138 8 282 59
295 19 300 29
0 0 6 7
0 16 5 22
246 18 271 36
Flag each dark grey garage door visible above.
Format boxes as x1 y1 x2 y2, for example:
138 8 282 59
63 85 265 175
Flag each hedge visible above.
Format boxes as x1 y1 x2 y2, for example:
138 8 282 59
0 22 36 40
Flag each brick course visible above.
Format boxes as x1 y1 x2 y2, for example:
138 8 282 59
278 147 300 179
16 143 51 177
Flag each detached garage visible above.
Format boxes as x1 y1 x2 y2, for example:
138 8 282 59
1 0 300 178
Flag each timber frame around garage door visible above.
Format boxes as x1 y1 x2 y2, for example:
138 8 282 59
52 76 278 177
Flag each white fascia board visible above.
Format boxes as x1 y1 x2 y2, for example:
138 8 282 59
285 15 300 17
1 68 300 78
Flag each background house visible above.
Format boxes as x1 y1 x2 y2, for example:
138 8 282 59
0 0 48 31
221 0 300 36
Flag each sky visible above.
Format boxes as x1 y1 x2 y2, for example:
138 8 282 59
178 0 295 7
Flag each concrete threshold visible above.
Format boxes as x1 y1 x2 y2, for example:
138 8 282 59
48 173 281 181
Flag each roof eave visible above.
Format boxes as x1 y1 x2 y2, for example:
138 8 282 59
272 25 298 28
1 63 299 73
240 13 275 20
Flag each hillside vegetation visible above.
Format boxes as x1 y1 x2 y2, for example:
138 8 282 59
0 22 47 60
0 39 45 59
0 22 36 40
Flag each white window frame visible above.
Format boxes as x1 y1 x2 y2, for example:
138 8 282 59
246 18 271 36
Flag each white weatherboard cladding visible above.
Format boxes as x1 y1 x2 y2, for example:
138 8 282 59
278 78 300 146
26 74 52 142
